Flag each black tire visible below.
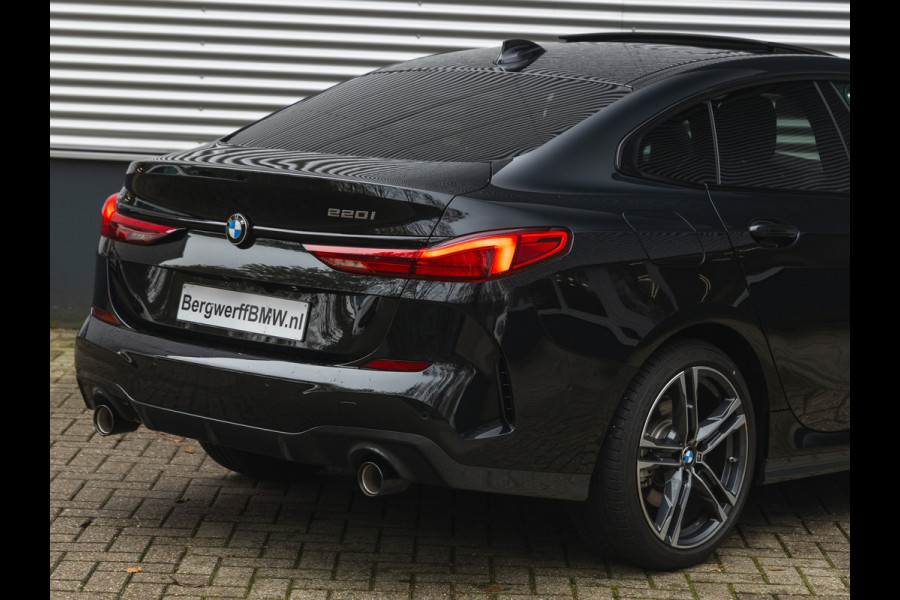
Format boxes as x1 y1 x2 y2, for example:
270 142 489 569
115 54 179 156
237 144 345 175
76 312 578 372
200 441 322 481
571 340 756 569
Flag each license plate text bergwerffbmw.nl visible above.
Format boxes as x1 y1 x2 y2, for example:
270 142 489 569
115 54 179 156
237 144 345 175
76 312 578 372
176 284 309 342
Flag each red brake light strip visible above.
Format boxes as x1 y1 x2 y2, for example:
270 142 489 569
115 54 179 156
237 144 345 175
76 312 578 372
305 228 570 281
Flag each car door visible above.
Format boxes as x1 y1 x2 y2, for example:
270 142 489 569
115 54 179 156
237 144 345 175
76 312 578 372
705 80 850 433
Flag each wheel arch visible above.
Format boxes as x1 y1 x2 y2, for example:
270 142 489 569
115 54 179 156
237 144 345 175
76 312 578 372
623 321 776 485
574 331 768 568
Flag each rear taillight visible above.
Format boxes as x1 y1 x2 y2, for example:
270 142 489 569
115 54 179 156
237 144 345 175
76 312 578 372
100 194 181 245
305 228 570 281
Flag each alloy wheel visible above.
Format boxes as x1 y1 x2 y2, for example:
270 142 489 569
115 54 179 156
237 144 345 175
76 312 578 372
636 365 749 548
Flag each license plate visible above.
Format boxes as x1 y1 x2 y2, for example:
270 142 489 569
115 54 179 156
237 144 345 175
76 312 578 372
176 284 310 342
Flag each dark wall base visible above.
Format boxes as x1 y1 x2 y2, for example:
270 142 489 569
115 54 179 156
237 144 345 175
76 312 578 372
50 157 131 327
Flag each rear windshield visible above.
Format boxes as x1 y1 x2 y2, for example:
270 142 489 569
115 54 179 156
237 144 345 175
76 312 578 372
226 68 628 162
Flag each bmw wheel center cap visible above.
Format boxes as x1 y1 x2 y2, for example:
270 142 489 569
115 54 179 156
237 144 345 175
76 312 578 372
226 213 250 245
682 448 695 465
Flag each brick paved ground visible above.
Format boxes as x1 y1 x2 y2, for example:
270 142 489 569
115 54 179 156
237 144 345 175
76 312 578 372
51 329 850 600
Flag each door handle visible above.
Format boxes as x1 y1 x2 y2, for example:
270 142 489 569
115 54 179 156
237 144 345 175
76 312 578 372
748 220 799 248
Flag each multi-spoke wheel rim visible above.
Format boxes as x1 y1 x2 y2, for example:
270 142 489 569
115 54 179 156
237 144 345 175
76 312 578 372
637 365 749 549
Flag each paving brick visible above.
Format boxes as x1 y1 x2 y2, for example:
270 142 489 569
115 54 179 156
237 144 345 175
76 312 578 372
83 568 130 593
175 553 219 576
733 581 811 595
52 559 97 581
691 581 737 600
494 564 532 585
647 571 692 591
412 582 453 598
574 588 616 600
329 591 410 600
804 575 851 596
297 548 338 571
289 590 330 600
164 584 247 597
247 577 292 599
534 574 574 595
121 583 169 599
50 579 89 593
617 589 696 600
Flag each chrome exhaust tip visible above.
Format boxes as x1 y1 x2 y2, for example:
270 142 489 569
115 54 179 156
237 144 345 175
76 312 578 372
357 460 410 497
92 402 140 436
93 404 116 436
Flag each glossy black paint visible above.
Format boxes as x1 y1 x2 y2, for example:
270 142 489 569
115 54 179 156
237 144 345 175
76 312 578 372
124 149 492 239
709 186 850 433
75 37 849 509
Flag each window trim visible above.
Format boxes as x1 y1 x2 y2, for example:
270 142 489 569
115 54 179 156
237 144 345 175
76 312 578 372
818 80 851 158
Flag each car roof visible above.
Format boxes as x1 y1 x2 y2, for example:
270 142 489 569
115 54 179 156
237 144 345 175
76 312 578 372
374 33 841 89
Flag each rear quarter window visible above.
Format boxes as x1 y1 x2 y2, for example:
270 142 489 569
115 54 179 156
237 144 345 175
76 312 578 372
628 103 716 185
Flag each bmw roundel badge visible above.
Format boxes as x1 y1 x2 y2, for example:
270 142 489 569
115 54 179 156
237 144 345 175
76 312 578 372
226 213 250 246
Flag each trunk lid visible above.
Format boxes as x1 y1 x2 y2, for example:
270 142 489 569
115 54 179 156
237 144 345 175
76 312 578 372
106 144 491 360
124 143 491 239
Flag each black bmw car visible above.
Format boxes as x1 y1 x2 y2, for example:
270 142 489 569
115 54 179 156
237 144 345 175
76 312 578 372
74 33 850 570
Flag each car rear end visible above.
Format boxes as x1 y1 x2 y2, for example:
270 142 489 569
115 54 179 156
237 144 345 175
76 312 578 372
74 146 588 495
74 52 634 499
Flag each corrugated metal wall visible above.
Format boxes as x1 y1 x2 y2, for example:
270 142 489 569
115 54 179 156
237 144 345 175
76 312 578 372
50 0 850 160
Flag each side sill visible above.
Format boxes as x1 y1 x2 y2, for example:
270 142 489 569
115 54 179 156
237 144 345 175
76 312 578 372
761 449 850 485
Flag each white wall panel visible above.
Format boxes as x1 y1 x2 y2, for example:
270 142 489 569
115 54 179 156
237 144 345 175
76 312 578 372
50 0 850 160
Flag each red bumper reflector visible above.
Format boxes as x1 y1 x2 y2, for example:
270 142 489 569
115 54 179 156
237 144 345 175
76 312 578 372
91 306 120 325
361 359 432 372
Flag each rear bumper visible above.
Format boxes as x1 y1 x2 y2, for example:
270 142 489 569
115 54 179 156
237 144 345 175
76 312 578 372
75 315 592 500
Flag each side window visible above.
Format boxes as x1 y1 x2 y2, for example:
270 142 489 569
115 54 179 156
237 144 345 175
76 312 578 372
822 80 851 154
712 82 849 193
631 103 716 185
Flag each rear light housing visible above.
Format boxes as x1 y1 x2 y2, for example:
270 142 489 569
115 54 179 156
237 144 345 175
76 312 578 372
101 194 181 245
305 228 570 282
